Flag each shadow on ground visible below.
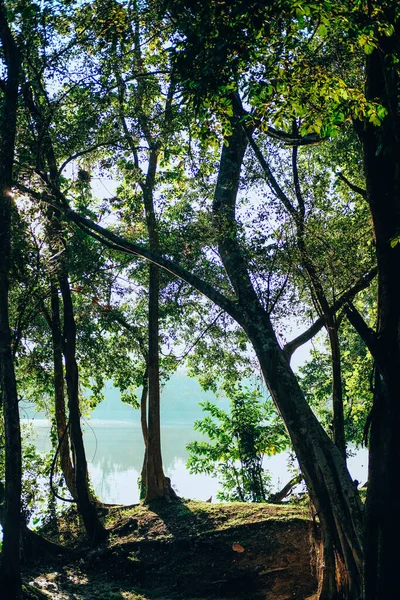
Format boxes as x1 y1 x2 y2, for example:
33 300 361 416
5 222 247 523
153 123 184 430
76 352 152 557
24 500 318 600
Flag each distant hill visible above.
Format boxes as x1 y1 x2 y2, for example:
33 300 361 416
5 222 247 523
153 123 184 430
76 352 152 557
92 370 230 425
20 370 232 426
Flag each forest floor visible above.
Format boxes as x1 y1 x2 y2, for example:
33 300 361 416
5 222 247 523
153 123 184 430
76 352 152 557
23 500 319 600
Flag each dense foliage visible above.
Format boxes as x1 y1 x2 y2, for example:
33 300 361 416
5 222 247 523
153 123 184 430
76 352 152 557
1 1 400 599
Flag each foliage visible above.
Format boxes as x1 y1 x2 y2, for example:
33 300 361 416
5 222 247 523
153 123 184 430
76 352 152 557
187 385 288 502
299 299 375 448
0 417 52 524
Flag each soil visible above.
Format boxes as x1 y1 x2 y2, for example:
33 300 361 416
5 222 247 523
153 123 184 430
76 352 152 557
22 501 319 600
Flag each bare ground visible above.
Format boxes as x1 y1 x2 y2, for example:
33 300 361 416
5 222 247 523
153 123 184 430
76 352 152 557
23 501 319 600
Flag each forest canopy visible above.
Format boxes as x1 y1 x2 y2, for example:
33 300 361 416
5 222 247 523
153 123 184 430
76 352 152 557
1 1 399 599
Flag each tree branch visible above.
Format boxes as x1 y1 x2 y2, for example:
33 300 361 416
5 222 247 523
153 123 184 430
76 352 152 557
344 301 378 358
283 267 377 359
57 140 121 179
336 172 367 200
15 183 243 324
232 95 322 146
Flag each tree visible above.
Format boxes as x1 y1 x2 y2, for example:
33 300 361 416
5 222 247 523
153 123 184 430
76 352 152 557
3 2 397 597
0 2 22 597
50 112 370 600
187 384 288 502
350 7 400 598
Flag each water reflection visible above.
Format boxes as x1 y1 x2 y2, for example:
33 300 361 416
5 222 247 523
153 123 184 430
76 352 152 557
25 418 368 505
27 420 220 503
21 373 369 504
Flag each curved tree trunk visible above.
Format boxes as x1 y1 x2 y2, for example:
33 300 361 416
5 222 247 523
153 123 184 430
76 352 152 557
213 119 363 598
248 315 363 599
58 268 107 543
0 4 22 597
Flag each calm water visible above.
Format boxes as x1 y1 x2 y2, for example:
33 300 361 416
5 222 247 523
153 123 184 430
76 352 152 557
22 372 369 504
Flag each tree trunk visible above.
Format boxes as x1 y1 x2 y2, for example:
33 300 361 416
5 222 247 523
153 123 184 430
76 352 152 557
58 269 107 543
357 26 400 600
327 318 346 458
144 262 167 501
213 119 363 598
141 152 176 502
140 367 148 499
0 204 22 598
0 4 22 597
292 161 346 459
50 281 76 498
248 314 363 599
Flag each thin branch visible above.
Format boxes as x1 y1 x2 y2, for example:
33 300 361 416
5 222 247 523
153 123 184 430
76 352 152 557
57 140 121 178
283 267 377 359
232 95 322 146
337 172 367 199
174 310 224 361
14 183 242 324
245 130 297 217
344 302 378 358
292 143 305 218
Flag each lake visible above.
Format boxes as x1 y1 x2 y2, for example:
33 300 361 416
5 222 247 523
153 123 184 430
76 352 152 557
22 371 369 504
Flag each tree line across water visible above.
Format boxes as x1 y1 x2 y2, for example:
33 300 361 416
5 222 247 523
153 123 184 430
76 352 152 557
0 2 399 599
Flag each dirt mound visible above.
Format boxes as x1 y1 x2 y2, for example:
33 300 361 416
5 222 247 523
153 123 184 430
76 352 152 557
25 501 318 600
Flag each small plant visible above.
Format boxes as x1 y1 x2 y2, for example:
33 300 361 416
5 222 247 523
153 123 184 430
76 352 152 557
187 384 288 502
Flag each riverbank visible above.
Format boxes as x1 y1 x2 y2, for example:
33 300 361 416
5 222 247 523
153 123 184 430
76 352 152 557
24 500 318 599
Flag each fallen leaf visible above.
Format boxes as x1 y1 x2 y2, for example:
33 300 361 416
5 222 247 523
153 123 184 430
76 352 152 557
232 543 245 553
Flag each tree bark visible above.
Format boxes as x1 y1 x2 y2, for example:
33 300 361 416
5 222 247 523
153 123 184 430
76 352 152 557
50 281 76 498
0 3 22 597
58 268 107 543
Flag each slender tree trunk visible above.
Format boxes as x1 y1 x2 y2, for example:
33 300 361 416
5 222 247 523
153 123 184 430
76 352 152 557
144 263 167 501
140 367 148 499
50 281 76 498
141 152 176 502
357 26 400 600
0 5 22 597
326 318 346 458
293 178 346 459
0 205 22 598
58 269 107 542
213 120 363 598
115 22 177 500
